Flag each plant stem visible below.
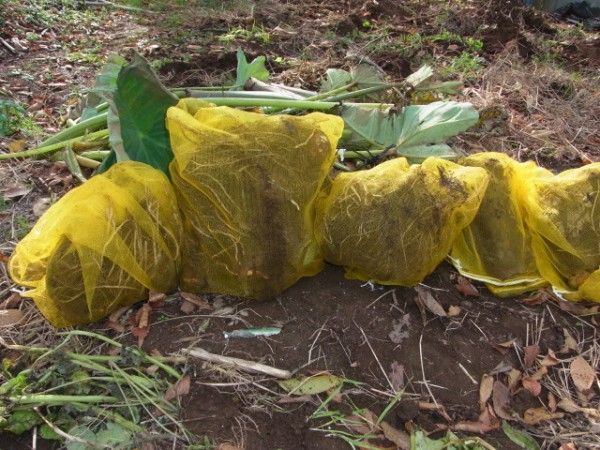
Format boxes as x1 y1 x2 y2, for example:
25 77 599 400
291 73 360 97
37 113 108 147
0 130 109 160
13 394 118 404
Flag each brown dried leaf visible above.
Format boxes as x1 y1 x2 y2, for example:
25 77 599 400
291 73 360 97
520 289 554 305
180 300 196 314
32 197 52 217
479 374 494 412
105 321 126 333
180 292 211 310
524 344 540 368
530 366 548 381
453 406 500 434
559 328 578 354
447 305 462 317
217 444 242 450
415 287 446 317
557 301 598 316
277 394 313 404
0 292 22 310
163 376 191 402
557 398 600 420
148 291 166 307
108 305 130 322
3 185 31 198
507 369 522 393
456 276 480 297
541 349 560 366
492 381 513 420
558 444 577 450
390 361 405 392
418 401 451 422
0 309 24 327
521 407 564 425
380 420 410 449
522 377 542 396
547 392 557 412
493 338 517 355
570 356 596 392
7 140 27 153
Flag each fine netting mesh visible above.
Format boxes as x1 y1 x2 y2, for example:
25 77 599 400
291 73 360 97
166 99 345 299
9 161 182 327
315 157 489 286
521 163 600 302
450 152 551 296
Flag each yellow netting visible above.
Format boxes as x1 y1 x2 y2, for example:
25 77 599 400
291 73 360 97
521 163 600 302
9 161 182 327
449 153 551 296
315 157 489 286
166 99 345 299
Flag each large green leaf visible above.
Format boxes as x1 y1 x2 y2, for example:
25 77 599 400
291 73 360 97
321 63 386 93
340 101 478 161
234 47 269 89
81 54 126 121
502 421 540 450
101 51 178 174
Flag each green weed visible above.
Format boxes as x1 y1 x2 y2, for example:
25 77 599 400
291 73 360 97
441 52 486 78
219 23 271 44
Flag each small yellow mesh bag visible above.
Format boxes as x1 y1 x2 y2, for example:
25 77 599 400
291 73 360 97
521 163 600 302
450 153 550 296
315 157 489 286
166 99 345 299
9 161 182 327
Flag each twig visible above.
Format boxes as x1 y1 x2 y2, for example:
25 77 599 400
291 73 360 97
0 37 16 54
419 333 440 409
185 347 291 379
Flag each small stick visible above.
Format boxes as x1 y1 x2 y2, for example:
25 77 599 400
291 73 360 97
0 38 16 54
358 325 395 393
458 362 478 385
185 347 292 379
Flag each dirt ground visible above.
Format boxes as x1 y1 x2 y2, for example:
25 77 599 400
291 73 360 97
1 1 599 449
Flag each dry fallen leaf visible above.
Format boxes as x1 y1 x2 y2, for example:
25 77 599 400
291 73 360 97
447 305 462 317
180 291 211 310
493 338 517 355
180 300 196 314
541 349 560 366
32 197 52 217
105 321 126 333
163 375 191 402
492 380 513 420
547 392 557 412
415 286 446 317
479 374 494 412
389 361 405 392
3 185 32 198
380 420 410 449
523 344 540 368
7 139 27 153
453 405 500 434
557 398 600 421
507 369 522 393
418 400 451 422
559 328 578 354
520 289 555 305
456 276 480 297
0 309 24 327
521 407 564 425
148 291 166 307
217 443 242 450
0 292 22 310
522 377 542 396
131 303 152 347
558 443 577 450
570 356 596 392
557 301 599 316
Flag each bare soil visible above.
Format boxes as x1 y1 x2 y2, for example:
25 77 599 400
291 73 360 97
1 1 599 449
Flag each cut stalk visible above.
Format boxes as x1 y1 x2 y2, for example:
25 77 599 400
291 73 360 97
0 130 109 160
37 113 108 147
12 394 118 405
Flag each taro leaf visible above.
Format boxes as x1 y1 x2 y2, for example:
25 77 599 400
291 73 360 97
234 47 269 90
502 420 540 450
39 424 62 440
81 54 127 121
322 68 353 92
278 375 342 395
0 410 41 435
102 51 178 175
416 80 464 95
398 144 458 164
340 101 478 160
405 65 433 88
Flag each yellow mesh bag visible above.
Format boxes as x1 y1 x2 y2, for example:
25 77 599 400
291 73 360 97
449 153 551 296
9 161 182 327
315 157 489 286
521 163 600 302
166 99 345 299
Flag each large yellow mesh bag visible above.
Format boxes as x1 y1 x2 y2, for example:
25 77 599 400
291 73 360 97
9 161 182 327
315 157 489 285
449 153 551 296
166 99 345 299
521 163 600 302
